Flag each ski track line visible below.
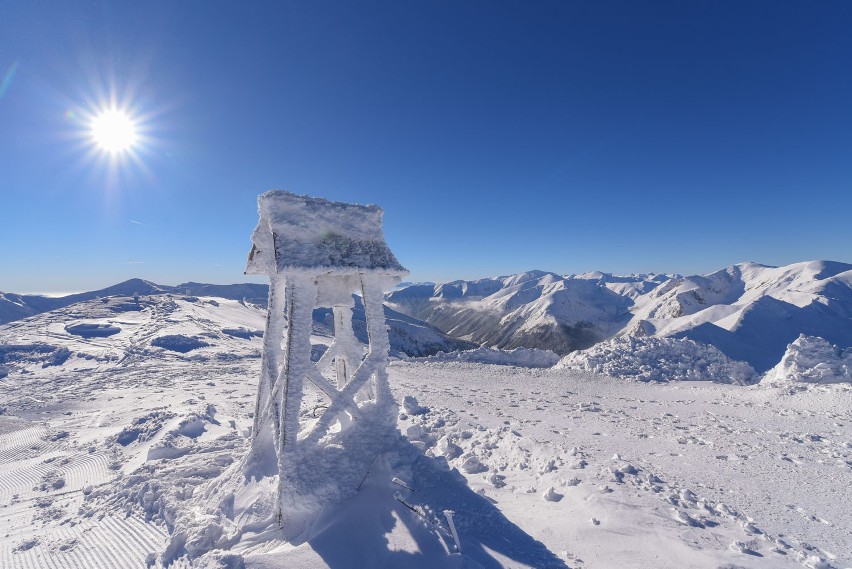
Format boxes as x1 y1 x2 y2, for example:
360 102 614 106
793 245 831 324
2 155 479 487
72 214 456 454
61 451 113 491
0 457 60 503
0 504 36 536
0 515 167 569
0 425 51 464
0 451 112 505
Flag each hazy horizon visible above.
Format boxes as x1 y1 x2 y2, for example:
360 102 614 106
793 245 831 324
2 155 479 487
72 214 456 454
7 257 852 297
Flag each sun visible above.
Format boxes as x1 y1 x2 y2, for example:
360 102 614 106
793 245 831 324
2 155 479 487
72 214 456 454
90 108 138 153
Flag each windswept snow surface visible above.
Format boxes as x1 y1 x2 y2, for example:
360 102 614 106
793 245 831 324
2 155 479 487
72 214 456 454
393 362 852 569
557 336 757 384
1 296 850 568
414 347 560 368
763 335 852 385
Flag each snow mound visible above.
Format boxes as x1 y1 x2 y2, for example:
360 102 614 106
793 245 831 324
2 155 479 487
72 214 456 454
151 335 210 353
414 347 560 368
556 336 757 384
221 327 262 340
114 410 177 446
64 322 121 337
762 334 852 384
0 343 72 368
402 395 429 415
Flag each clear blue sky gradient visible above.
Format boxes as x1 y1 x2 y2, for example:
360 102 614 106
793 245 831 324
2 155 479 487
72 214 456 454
1 1 851 292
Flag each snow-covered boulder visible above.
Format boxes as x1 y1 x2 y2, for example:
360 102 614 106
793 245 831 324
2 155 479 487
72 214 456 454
556 335 756 384
762 334 852 384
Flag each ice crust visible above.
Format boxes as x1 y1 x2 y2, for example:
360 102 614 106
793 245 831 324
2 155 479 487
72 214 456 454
64 322 121 337
556 335 757 384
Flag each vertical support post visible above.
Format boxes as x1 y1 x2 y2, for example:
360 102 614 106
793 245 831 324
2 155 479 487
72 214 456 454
246 275 286 470
332 305 360 388
360 277 393 415
276 275 317 532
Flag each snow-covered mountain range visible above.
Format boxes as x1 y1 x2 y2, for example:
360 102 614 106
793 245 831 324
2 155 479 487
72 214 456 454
387 260 852 372
3 259 850 373
0 279 269 325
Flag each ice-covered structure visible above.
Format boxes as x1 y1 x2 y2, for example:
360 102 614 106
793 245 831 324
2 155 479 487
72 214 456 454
244 190 408 539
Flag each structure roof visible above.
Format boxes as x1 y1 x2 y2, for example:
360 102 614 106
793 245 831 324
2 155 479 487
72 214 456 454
245 190 408 277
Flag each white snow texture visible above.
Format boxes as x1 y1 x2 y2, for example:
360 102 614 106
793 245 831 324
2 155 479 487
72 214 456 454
763 334 852 384
557 335 757 384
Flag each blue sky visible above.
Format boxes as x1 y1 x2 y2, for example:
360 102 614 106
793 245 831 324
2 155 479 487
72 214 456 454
1 1 850 293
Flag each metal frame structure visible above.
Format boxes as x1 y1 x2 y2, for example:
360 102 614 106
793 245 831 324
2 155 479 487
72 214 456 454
244 190 407 534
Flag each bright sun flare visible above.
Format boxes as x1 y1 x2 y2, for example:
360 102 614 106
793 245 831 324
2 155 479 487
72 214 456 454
90 109 138 153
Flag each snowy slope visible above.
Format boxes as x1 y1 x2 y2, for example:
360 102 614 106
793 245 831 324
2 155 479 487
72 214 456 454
8 259 850 371
0 287 469 361
0 279 261 325
634 261 852 371
387 261 852 372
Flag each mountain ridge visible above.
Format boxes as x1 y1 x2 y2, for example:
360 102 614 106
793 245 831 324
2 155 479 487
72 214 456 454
4 260 851 371
386 260 852 371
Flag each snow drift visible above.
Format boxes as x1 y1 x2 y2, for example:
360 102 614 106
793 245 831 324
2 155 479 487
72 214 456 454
762 334 852 384
556 335 757 384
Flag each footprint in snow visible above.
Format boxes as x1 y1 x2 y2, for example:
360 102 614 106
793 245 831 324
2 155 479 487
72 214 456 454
672 508 704 528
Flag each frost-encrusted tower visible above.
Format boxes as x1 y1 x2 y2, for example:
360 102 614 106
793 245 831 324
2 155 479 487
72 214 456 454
245 190 407 538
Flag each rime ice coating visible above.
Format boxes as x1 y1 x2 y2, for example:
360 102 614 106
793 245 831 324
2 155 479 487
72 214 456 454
246 190 408 277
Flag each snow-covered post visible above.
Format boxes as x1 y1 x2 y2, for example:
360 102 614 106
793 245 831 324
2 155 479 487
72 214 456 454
361 277 394 416
443 510 462 554
247 274 286 466
331 304 360 388
243 190 408 540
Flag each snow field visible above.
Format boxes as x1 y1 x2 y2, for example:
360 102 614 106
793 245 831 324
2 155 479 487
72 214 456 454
1 292 850 568
391 361 852 568
0 514 167 569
